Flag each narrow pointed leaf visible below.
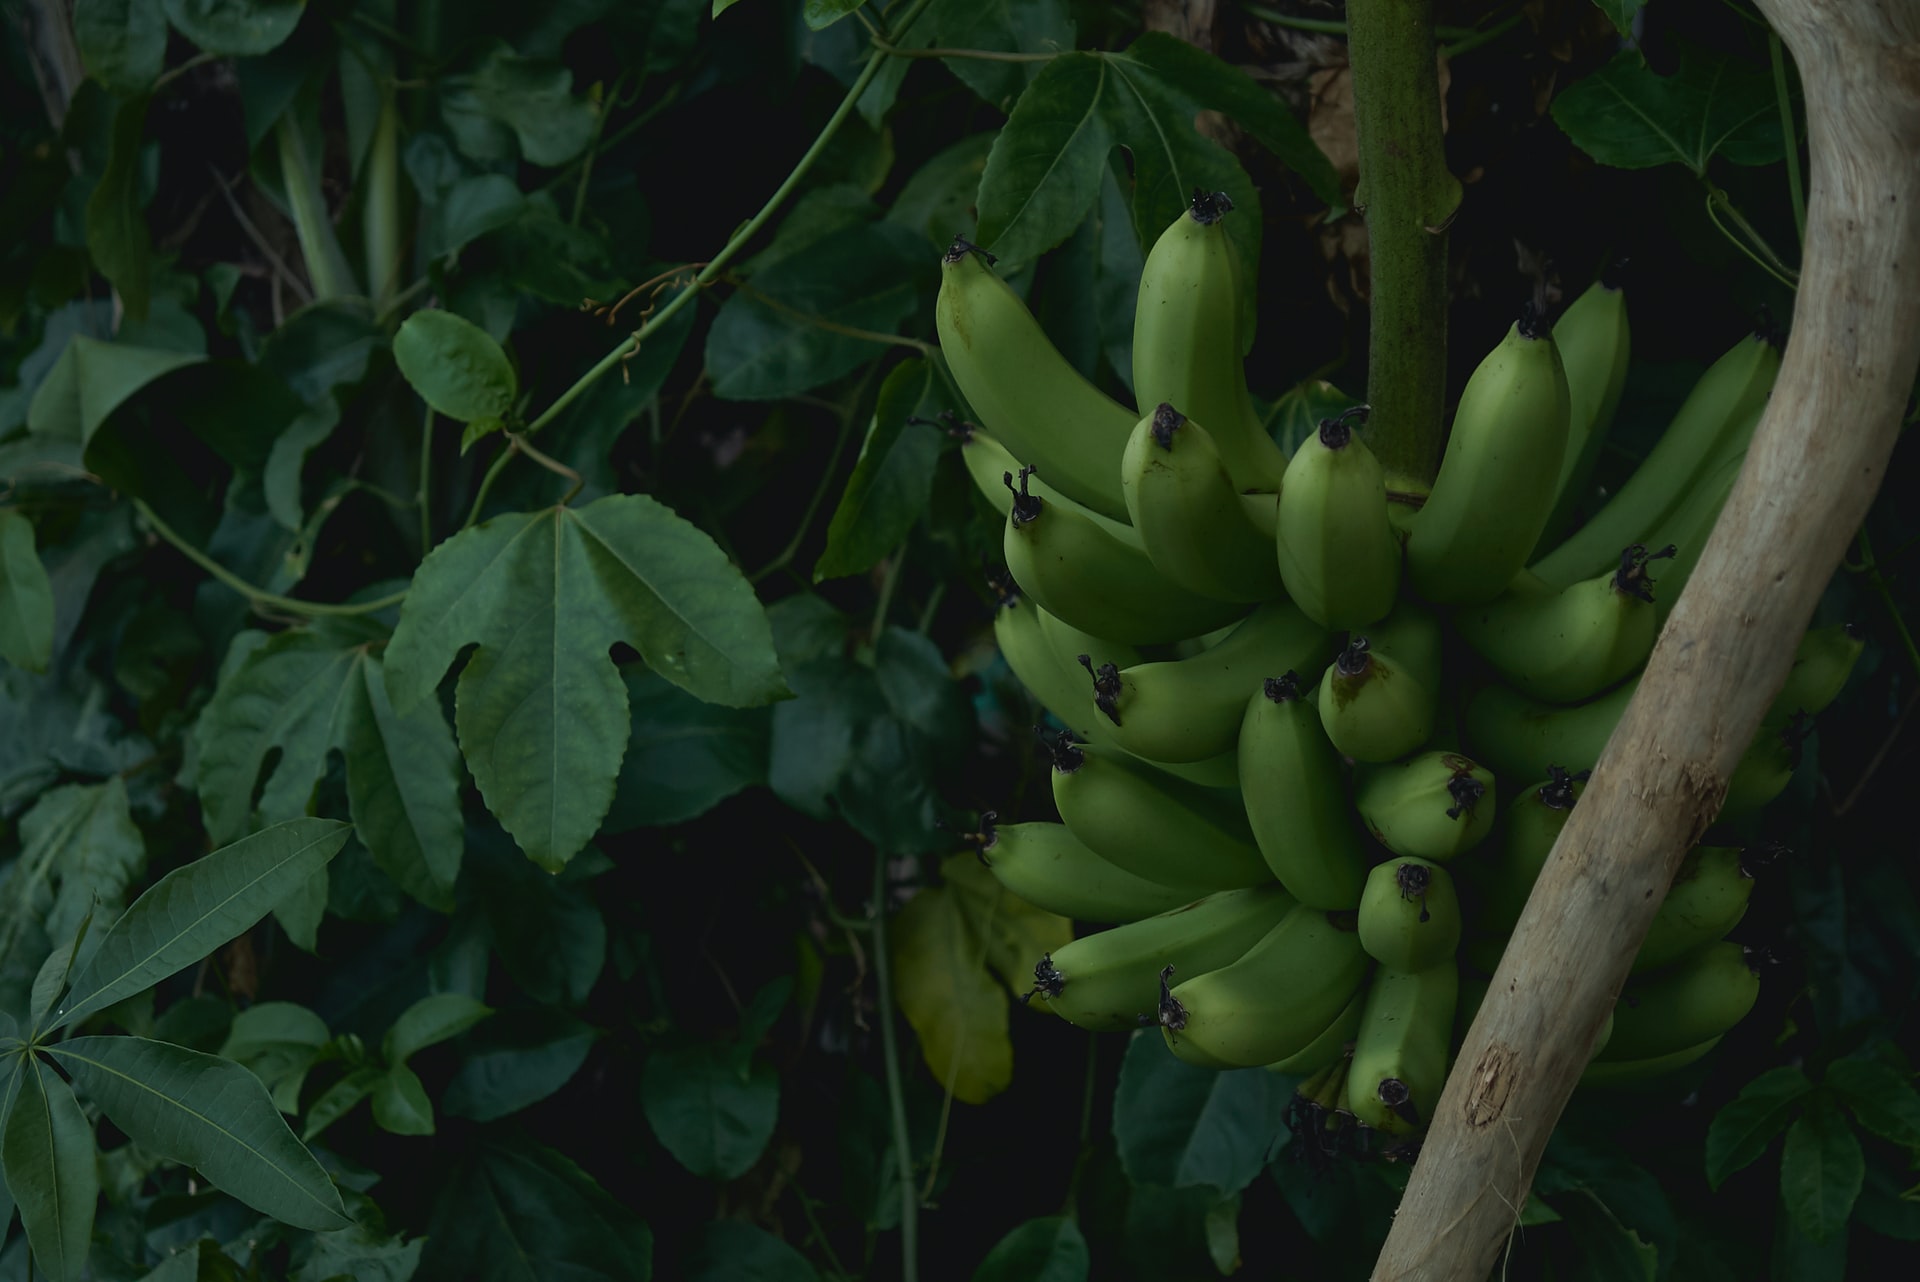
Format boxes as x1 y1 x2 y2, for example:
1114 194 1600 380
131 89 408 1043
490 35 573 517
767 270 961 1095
0 508 55 673
975 53 1113 265
1706 1065 1815 1189
55 818 352 1029
345 655 464 910
1 1057 98 1282
1780 1094 1866 1244
301 1065 383 1142
49 1034 348 1230
384 496 785 869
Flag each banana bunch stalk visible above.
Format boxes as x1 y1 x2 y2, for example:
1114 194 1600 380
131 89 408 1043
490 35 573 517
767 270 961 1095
937 193 1862 1152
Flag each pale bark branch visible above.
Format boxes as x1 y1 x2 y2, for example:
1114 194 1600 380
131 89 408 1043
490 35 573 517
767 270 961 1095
1371 2 1920 1277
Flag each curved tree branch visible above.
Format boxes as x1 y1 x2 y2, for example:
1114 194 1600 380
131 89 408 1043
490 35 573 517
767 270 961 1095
1371 3 1920 1278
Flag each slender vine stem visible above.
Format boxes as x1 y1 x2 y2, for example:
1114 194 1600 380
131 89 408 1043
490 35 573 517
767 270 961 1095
1705 186 1800 290
132 498 407 618
1770 29 1808 246
871 39 1057 62
459 0 940 528
869 850 920 1282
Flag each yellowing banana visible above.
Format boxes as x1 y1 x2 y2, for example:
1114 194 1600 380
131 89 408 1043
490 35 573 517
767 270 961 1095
936 240 1135 520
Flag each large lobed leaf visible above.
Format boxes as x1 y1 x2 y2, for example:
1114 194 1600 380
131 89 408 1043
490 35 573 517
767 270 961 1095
49 1034 349 1230
53 818 352 1030
1551 46 1786 176
196 622 463 912
383 494 786 870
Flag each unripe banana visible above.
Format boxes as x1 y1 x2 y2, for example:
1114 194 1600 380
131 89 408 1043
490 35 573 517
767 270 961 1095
991 591 1138 744
1355 751 1497 862
968 813 1218 925
958 420 1140 547
936 240 1135 520
1045 736 1271 891
1132 192 1289 491
1238 673 1369 909
1031 885 1296 1031
1634 845 1755 975
1077 599 1329 762
1578 1036 1723 1089
1764 623 1864 728
1317 638 1435 764
1162 904 1371 1068
1120 404 1287 602
1345 961 1459 1137
1720 723 1798 819
1452 544 1670 703
1463 678 1636 784
1403 308 1571 605
1594 941 1760 1061
1266 983 1367 1075
1461 768 1584 938
1002 467 1247 644
1275 407 1403 629
1357 857 1462 970
1531 329 1781 589
1537 272 1632 554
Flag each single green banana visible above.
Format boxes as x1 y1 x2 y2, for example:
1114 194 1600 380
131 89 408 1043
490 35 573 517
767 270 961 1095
1634 845 1754 975
1355 751 1498 862
1317 637 1436 764
936 239 1135 520
1162 904 1371 1068
1463 677 1637 784
1132 192 1289 491
968 812 1217 925
1462 767 1585 938
1637 424 1755 626
1077 599 1329 762
1031 885 1296 1031
1720 723 1798 819
1357 857 1462 971
992 591 1139 744
958 420 1140 547
1594 941 1760 1061
1764 623 1864 728
1267 984 1367 1075
1531 329 1781 589
1045 736 1272 891
1578 1035 1722 1089
1403 307 1571 604
1002 467 1248 645
1537 271 1632 553
1275 407 1403 629
1452 544 1670 703
1345 961 1459 1137
1238 673 1369 909
1121 404 1287 602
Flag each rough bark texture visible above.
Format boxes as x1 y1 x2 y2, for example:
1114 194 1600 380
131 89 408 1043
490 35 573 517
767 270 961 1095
1371 3 1920 1279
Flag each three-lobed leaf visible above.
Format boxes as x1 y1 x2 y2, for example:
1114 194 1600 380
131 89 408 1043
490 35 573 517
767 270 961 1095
393 310 519 425
1550 47 1786 175
384 494 786 869
1 1056 98 1282
54 818 352 1030
50 1034 349 1229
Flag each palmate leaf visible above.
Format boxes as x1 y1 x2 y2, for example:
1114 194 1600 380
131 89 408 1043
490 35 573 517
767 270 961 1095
48 1035 348 1230
1 1056 98 1282
384 494 787 870
52 819 352 1030
196 622 463 911
1551 46 1786 175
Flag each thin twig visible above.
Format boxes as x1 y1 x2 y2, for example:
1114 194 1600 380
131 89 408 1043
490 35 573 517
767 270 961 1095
132 498 407 618
206 165 313 305
869 851 920 1282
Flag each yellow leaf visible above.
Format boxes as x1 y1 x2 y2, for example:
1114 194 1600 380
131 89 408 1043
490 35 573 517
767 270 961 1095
887 855 1075 1106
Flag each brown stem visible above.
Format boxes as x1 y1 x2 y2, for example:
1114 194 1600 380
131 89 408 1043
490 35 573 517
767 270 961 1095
1371 4 1920 1278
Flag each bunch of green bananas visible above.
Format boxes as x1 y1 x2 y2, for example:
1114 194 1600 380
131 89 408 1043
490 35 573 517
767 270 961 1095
942 192 1863 1154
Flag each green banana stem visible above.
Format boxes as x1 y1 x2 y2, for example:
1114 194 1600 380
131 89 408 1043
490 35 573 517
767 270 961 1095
1345 0 1460 490
276 116 360 303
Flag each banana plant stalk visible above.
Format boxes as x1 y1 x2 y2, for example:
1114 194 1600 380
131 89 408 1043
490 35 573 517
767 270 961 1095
1345 0 1460 492
1370 4 1920 1277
